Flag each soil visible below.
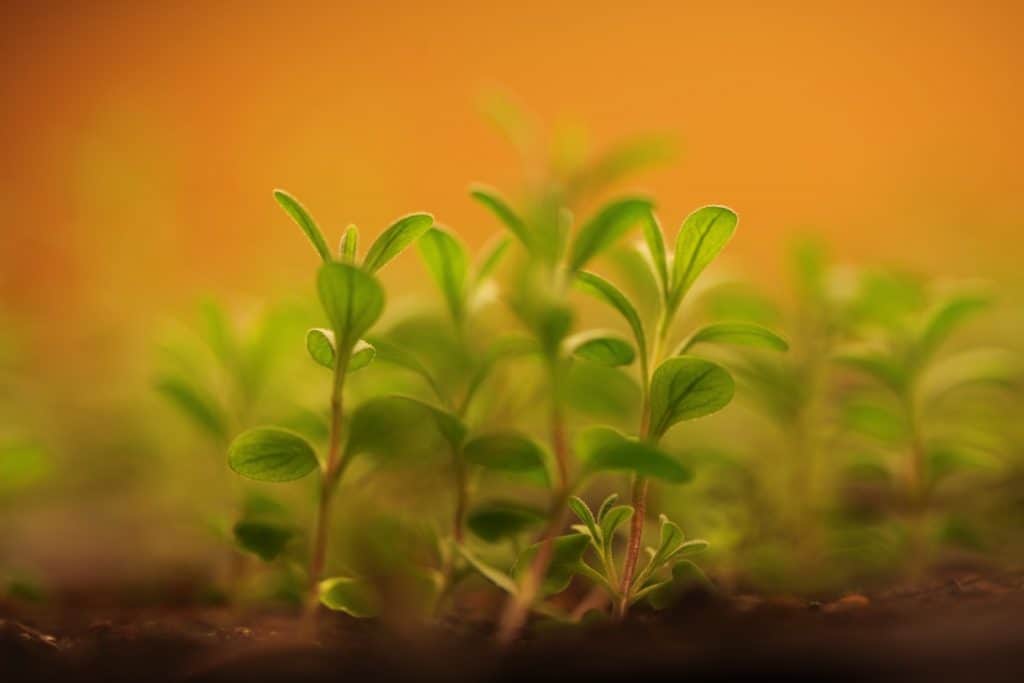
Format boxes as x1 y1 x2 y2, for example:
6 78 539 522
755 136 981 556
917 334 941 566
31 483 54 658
3 570 1024 682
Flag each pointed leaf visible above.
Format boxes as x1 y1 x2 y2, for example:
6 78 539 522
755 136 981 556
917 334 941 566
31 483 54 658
457 546 519 594
596 493 619 523
568 496 602 545
155 376 227 440
834 348 907 393
418 227 469 322
912 293 991 367
339 224 359 263
475 235 512 282
317 262 385 355
273 189 331 262
649 357 735 438
467 501 546 543
641 211 669 295
362 213 434 273
600 505 634 543
318 577 379 617
568 197 653 272
228 427 319 482
681 322 789 353
670 205 738 308
575 271 647 370
469 184 534 251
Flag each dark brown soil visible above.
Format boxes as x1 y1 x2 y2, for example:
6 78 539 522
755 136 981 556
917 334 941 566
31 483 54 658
4 570 1024 682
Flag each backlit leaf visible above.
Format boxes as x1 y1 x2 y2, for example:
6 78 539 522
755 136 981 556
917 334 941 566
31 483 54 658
670 206 738 309
273 189 331 262
568 197 653 272
228 427 319 482
649 357 734 439
569 332 636 367
362 213 434 273
470 184 533 252
317 262 385 355
418 227 469 322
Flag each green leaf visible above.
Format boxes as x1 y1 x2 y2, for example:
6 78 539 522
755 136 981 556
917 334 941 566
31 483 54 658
418 227 469 322
645 560 713 610
365 335 446 403
317 262 385 355
339 224 359 263
306 330 375 373
475 235 511 282
641 211 669 296
467 502 546 543
318 577 379 617
670 205 738 309
462 432 548 485
568 197 654 272
578 427 693 483
566 361 641 418
233 520 294 562
681 322 788 353
575 271 647 371
600 505 634 543
596 493 619 522
834 348 907 393
346 396 465 459
457 546 519 594
649 357 735 439
362 213 434 273
273 189 332 262
921 348 1021 405
155 376 227 441
649 515 685 568
469 184 534 252
568 496 601 545
569 332 636 367
227 427 319 482
306 328 336 369
912 293 991 368
514 534 590 597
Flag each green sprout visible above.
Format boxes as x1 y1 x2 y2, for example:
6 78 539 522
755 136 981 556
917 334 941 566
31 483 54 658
226 189 432 613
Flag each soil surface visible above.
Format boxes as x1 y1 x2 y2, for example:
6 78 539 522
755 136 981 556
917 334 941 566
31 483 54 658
4 570 1024 682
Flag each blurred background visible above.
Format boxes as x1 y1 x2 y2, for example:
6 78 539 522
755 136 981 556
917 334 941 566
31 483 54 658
1 1 1023 600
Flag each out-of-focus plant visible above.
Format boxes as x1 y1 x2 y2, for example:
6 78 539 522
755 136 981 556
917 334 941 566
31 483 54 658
226 190 432 614
834 270 1020 569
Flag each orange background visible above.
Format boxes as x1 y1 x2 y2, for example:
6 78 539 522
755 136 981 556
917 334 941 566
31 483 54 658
2 0 1022 345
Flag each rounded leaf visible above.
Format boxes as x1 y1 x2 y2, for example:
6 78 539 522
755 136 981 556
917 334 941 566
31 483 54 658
462 432 548 485
569 332 636 367
578 427 693 483
467 501 546 543
306 328 336 369
228 427 319 482
317 262 385 353
649 357 734 438
233 521 294 562
671 206 738 307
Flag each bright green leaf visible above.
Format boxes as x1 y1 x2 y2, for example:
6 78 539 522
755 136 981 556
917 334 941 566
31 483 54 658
475 235 511 282
649 357 735 439
670 206 738 309
317 262 385 355
681 322 788 354
641 211 669 295
339 224 359 263
469 184 534 252
362 213 434 273
306 328 336 369
568 197 654 272
418 227 469 323
273 189 332 262
575 271 647 372
227 427 319 482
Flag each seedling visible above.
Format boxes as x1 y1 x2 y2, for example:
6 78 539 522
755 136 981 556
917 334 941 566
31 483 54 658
226 190 433 612
835 271 1016 565
574 205 787 616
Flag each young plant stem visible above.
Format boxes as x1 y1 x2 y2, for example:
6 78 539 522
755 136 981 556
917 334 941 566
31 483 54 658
617 309 669 618
496 366 571 645
308 355 350 607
